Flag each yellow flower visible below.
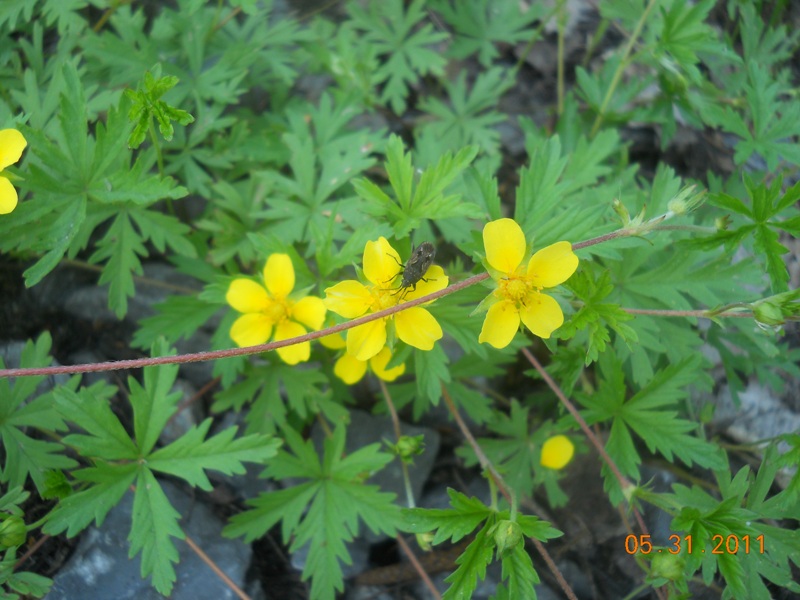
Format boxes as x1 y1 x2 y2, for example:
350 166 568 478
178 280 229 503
332 343 406 385
226 254 326 365
540 435 575 470
478 218 578 349
0 129 27 215
324 237 448 361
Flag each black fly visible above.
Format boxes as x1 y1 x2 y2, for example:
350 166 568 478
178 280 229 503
386 242 436 300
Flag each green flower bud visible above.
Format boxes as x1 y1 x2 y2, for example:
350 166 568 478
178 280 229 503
0 516 26 549
651 552 685 582
394 435 425 464
715 215 731 231
753 300 785 327
416 531 434 552
613 199 631 225
491 519 523 558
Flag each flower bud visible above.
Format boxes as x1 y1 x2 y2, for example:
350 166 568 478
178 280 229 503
715 215 731 231
491 520 523 558
416 531 434 552
753 300 785 327
651 552 685 581
394 435 425 463
0 516 26 549
540 435 574 470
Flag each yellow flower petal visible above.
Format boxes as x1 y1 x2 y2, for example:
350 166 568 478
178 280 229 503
402 265 449 301
363 237 403 286
230 313 273 347
292 296 326 330
483 218 525 275
324 280 373 318
395 307 443 351
274 320 309 365
527 241 579 288
370 347 406 382
519 293 564 339
478 300 520 348
226 279 270 314
334 353 368 384
320 331 346 350
540 435 574 469
347 318 387 361
0 177 18 214
0 129 26 170
263 254 295 298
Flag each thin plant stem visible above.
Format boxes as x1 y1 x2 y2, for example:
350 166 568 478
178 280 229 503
589 0 659 138
379 378 416 508
395 534 442 600
440 385 578 600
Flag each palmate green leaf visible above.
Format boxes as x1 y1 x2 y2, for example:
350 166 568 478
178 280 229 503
129 469 184 595
148 419 280 490
500 543 539 599
560 270 638 365
125 70 194 149
354 135 481 238
456 401 539 498
43 462 138 537
404 488 492 544
132 295 221 350
709 176 799 293
224 426 398 600
513 131 619 236
54 386 138 460
668 476 786 600
443 521 495 600
213 363 339 436
129 340 181 456
89 212 146 319
348 0 448 113
417 68 513 156
4 62 188 298
414 344 450 408
0 548 53 598
0 335 77 493
718 61 800 170
582 352 724 500
434 0 542 66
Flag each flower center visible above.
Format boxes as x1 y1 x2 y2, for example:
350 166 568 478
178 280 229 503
370 285 401 314
498 276 539 307
265 298 291 323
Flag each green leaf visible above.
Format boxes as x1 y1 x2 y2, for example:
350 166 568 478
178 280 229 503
148 419 280 490
125 68 194 149
43 462 138 537
442 521 495 600
130 340 181 456
224 426 398 600
129 469 184 596
435 0 543 66
500 543 540 598
414 344 450 408
54 386 138 461
417 67 513 156
405 488 492 543
348 0 448 113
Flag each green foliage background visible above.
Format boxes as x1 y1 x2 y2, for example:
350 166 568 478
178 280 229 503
1 1 799 599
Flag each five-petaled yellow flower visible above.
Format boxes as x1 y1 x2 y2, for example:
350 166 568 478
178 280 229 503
0 129 27 215
479 218 578 348
226 254 326 365
321 332 406 384
324 237 448 361
540 434 575 470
